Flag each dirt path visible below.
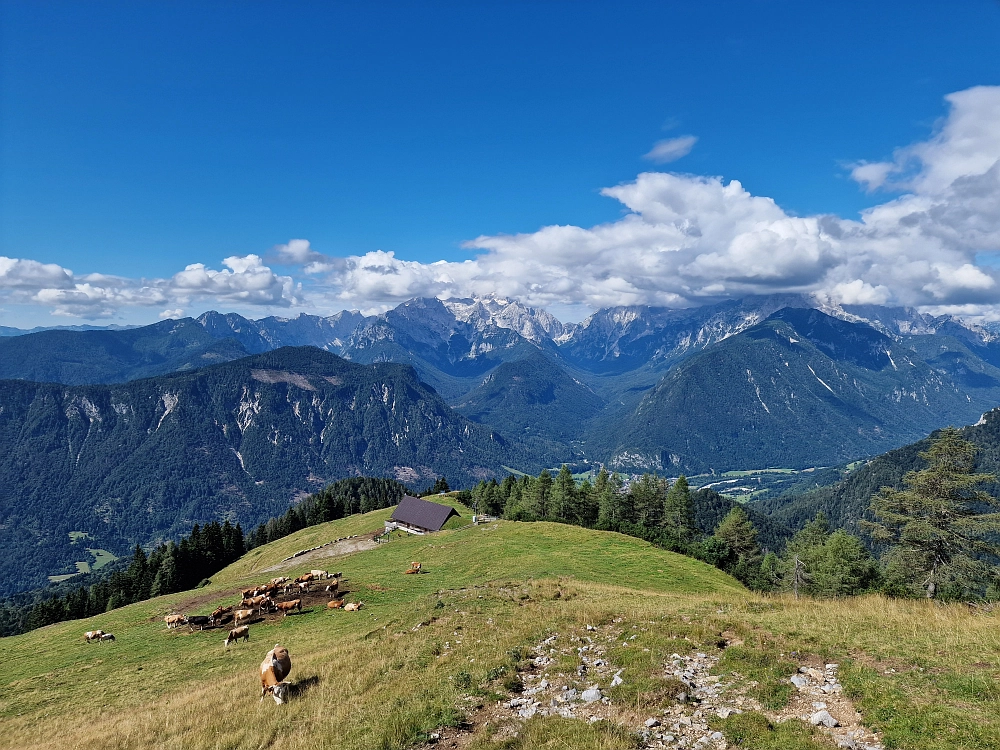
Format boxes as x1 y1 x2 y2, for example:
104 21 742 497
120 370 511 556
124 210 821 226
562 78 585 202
260 532 380 574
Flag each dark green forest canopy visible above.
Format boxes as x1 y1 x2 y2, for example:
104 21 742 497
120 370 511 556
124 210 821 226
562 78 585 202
0 347 524 595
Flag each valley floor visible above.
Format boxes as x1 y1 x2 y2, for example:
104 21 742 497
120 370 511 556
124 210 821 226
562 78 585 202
1 509 997 750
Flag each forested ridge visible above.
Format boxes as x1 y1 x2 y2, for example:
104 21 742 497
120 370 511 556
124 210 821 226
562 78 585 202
0 477 409 636
0 347 523 595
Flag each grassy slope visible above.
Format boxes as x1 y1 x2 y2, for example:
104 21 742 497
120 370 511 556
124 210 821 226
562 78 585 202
1 507 998 750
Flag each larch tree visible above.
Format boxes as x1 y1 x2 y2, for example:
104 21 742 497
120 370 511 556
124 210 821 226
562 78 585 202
862 427 1000 600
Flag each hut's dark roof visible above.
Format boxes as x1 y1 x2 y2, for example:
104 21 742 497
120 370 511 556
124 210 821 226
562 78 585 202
389 495 459 532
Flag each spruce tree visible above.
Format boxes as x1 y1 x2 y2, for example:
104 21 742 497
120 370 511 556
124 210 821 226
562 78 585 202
662 475 696 551
550 465 577 522
863 427 1000 599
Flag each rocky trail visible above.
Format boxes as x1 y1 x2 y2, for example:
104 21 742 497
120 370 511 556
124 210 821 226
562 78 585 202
423 621 884 749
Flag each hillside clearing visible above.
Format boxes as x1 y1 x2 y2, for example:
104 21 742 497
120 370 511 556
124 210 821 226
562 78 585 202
1 512 997 750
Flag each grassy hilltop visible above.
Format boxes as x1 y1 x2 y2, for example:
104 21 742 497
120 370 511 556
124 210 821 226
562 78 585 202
1 502 998 750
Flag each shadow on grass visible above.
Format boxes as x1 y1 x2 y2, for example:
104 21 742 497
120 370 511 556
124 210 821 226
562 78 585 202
289 675 320 699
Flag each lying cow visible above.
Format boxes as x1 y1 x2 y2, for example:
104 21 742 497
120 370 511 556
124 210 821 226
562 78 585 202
404 561 422 574
224 625 250 647
187 615 211 630
327 599 345 609
343 601 363 612
84 630 104 643
275 599 301 617
99 633 116 642
164 614 187 629
260 644 292 704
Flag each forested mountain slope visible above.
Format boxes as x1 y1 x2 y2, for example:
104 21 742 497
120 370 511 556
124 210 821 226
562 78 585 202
603 308 1000 473
0 347 521 595
0 319 250 384
757 404 1000 533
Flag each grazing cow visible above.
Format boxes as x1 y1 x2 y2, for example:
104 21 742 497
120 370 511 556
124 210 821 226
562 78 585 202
99 633 116 642
84 630 105 643
245 594 275 611
309 569 329 580
224 625 250 647
209 605 233 624
164 614 187 629
294 573 313 584
234 608 255 625
327 600 345 609
275 599 301 616
260 644 292 704
343 601 363 612
324 580 339 593
187 615 211 630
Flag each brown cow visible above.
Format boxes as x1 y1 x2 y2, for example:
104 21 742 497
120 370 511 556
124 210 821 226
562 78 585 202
84 630 104 643
234 608 255 625
275 599 301 617
164 614 187 629
224 625 250 647
404 561 422 574
260 644 292 704
210 605 233 623
324 580 339 593
327 600 345 609
294 573 313 584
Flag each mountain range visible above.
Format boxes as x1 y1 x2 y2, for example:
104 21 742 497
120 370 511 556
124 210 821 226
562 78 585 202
0 347 516 594
4 293 1000 593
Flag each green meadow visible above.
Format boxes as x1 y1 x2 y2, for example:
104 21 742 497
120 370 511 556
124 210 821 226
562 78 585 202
2 504 998 750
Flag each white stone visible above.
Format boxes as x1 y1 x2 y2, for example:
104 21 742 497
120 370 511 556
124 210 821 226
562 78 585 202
810 710 839 728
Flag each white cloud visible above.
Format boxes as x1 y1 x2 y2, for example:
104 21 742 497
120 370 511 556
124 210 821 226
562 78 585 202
4 85 1000 322
643 135 697 164
159 308 185 319
0 253 298 319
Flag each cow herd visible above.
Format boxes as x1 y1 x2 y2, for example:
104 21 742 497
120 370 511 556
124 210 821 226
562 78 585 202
80 566 371 704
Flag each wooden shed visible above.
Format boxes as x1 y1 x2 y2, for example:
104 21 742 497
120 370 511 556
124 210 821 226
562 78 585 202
385 495 459 535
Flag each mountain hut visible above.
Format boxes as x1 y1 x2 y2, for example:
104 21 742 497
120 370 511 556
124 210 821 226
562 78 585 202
385 495 459 535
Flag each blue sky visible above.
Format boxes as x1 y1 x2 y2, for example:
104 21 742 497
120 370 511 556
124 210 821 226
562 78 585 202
2 1 1000 326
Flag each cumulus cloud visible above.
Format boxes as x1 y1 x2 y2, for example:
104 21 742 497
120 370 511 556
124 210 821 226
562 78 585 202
643 135 698 163
0 253 298 319
4 85 1000 322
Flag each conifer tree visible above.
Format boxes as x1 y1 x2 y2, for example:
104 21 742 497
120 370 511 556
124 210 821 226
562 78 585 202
662 475 696 550
863 427 1000 599
550 465 577 522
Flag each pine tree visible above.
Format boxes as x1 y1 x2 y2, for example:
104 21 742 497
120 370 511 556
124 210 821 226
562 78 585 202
863 427 1000 599
662 475 696 550
629 474 666 528
550 465 577 522
712 506 764 587
594 468 624 530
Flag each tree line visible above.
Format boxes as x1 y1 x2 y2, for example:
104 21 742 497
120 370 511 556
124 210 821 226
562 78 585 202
466 429 1000 601
0 476 410 636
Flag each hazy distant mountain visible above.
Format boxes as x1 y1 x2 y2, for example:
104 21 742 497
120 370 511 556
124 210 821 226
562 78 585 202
602 308 1000 473
0 347 521 595
0 319 250 384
